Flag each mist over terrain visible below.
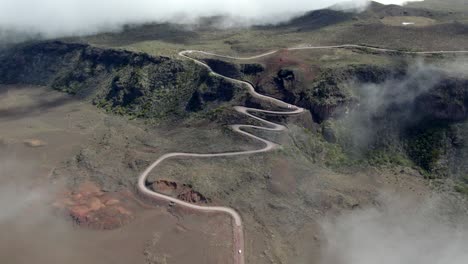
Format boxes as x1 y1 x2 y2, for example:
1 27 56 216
3 0 468 263
308 59 468 264
335 58 468 154
0 158 48 223
0 0 423 44
320 192 468 264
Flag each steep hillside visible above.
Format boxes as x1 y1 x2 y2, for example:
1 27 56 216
198 50 468 186
0 41 241 119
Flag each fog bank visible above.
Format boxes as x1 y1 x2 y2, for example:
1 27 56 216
320 193 468 264
0 0 423 41
335 58 468 154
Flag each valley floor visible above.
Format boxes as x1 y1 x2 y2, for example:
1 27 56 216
0 85 233 264
0 85 433 264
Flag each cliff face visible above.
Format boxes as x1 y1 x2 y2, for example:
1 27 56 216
414 78 468 122
233 60 468 178
2 41 467 180
202 56 468 130
0 41 168 87
0 41 238 119
332 67 468 178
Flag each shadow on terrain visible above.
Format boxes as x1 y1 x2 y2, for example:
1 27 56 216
0 86 77 121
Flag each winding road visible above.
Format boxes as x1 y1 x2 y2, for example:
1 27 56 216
137 44 468 264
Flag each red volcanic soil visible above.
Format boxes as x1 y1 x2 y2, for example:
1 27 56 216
53 181 138 229
255 49 318 91
152 180 210 204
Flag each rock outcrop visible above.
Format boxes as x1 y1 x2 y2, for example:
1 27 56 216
152 179 210 204
0 41 240 118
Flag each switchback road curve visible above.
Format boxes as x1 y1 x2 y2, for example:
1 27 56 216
138 50 304 264
137 45 468 264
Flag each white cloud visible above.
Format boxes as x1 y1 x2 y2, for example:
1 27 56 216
0 0 424 39
321 193 468 264
376 0 424 4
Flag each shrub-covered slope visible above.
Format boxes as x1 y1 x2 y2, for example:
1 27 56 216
0 41 239 119
201 55 468 182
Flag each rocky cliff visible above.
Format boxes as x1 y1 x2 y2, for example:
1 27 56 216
0 41 240 119
203 56 468 180
2 41 467 184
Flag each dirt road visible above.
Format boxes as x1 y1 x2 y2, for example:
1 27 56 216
138 45 466 264
138 50 304 264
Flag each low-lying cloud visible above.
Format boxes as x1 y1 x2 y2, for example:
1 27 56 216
335 58 468 153
0 0 423 41
0 158 48 223
320 192 468 264
0 156 88 264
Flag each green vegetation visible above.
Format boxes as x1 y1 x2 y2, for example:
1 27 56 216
405 125 446 174
366 149 413 167
288 127 356 169
0 41 244 122
2 0 468 182
455 183 468 195
192 41 468 180
75 1 468 60
305 69 354 107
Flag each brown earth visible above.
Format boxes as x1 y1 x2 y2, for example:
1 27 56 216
152 179 211 204
23 139 47 148
0 78 434 264
53 181 136 229
0 85 234 264
0 198 234 264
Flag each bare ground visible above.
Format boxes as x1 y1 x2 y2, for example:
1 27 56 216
0 84 432 264
0 85 234 264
